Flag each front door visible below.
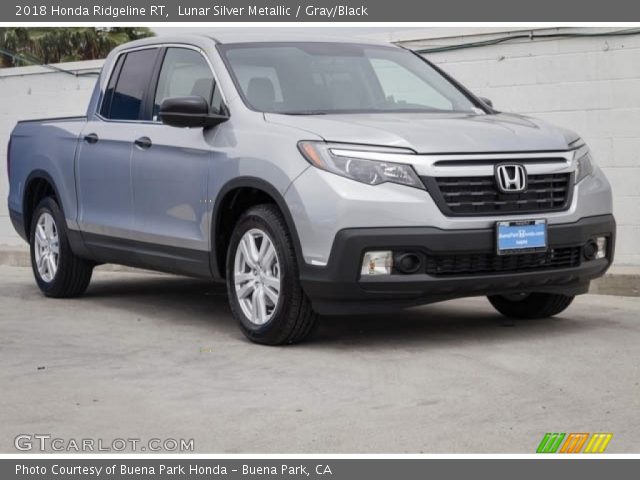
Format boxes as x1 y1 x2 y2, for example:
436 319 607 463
130 47 223 273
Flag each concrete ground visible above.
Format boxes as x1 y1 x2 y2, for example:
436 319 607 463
0 265 639 453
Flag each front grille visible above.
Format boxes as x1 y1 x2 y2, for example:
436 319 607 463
422 173 573 216
424 246 582 276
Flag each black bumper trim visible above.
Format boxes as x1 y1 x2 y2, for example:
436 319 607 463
300 215 616 314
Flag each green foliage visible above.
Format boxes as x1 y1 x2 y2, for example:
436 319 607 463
0 27 154 67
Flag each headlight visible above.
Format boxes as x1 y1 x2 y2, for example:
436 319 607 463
298 141 424 189
574 142 594 184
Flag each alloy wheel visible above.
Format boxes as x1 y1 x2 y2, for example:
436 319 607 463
233 228 281 325
34 212 59 282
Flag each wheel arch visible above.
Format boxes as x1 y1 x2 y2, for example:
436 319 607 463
210 177 304 280
22 170 64 241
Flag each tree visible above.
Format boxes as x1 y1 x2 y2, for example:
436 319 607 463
0 27 154 67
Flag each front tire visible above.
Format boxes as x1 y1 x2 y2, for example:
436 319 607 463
30 197 93 297
488 292 575 319
226 204 317 345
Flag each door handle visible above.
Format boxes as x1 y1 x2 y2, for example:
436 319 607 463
134 137 152 149
84 133 99 144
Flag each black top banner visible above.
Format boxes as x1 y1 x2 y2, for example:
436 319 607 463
4 0 640 22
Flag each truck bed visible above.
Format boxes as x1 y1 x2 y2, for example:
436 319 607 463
8 116 89 238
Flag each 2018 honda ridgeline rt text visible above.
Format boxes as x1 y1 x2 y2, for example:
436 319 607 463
7 34 616 344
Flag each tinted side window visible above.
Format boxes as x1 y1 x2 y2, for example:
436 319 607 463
211 85 224 115
106 48 159 121
100 54 125 118
153 48 216 119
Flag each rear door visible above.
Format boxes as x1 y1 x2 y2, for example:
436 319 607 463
76 47 161 239
130 47 223 258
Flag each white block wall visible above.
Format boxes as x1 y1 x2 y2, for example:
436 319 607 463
0 60 102 246
394 27 640 266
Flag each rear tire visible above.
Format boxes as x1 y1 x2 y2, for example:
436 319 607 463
487 292 574 319
226 204 318 345
30 197 93 298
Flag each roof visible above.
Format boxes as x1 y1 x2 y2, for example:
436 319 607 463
205 31 393 46
110 32 394 53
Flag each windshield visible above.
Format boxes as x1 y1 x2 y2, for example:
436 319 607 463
219 42 483 115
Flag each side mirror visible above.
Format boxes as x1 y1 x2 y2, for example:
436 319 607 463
479 96 493 108
159 96 229 128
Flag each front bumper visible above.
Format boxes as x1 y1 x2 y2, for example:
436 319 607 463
300 215 615 315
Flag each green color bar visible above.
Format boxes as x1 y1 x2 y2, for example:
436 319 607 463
536 433 552 453
537 433 566 453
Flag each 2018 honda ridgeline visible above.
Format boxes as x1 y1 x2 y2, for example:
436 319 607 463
7 34 616 344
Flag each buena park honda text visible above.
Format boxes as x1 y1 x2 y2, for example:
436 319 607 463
7 33 615 344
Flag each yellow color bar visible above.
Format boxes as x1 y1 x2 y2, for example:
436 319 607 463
584 433 613 453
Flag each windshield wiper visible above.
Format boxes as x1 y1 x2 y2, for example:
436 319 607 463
278 111 328 115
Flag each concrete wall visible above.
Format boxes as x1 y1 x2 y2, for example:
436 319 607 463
392 27 640 265
1 28 639 265
0 60 102 246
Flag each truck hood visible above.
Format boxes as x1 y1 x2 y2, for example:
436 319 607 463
265 112 579 153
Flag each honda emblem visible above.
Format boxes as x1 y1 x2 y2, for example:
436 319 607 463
495 164 527 193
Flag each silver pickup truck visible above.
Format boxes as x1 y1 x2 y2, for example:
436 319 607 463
7 33 616 344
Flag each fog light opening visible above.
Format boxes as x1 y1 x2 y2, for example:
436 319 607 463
394 252 422 274
583 240 598 261
361 251 392 276
584 237 608 261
